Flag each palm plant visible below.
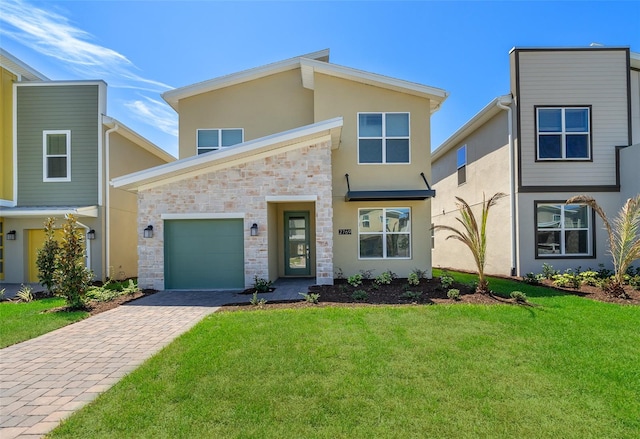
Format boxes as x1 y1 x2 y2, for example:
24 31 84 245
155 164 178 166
566 194 640 298
433 192 505 294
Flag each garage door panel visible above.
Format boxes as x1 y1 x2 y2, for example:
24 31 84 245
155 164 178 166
164 219 244 289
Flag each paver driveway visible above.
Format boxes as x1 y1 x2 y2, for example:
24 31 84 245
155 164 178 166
0 291 227 439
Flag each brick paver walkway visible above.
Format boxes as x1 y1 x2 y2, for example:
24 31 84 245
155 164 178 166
0 292 224 439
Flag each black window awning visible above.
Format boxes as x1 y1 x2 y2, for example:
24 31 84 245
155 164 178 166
344 173 436 202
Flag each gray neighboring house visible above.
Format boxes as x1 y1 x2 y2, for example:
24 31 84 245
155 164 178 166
432 46 640 277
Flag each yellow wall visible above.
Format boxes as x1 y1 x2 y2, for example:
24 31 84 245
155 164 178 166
177 68 314 158
0 67 16 202
27 228 65 282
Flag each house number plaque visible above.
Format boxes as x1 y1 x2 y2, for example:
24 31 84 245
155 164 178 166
338 229 352 235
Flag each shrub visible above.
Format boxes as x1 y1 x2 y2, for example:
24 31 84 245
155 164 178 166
351 289 368 301
407 272 420 286
596 263 614 279
374 271 394 285
36 217 59 294
334 267 345 280
347 273 363 287
522 272 543 285
447 288 461 301
250 292 267 307
440 271 454 289
553 269 581 289
411 268 428 279
359 269 374 280
253 276 272 293
0 288 5 300
16 284 34 303
542 263 558 280
401 290 422 301
579 270 600 286
54 215 93 309
510 290 527 302
299 292 320 304
628 275 640 290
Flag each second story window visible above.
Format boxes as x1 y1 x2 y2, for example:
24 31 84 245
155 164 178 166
358 112 410 164
43 130 71 182
457 145 467 185
197 128 243 155
537 107 590 160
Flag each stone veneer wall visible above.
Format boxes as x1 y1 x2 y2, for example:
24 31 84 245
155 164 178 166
137 140 333 290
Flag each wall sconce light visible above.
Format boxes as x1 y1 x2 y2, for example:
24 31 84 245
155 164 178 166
87 229 96 240
6 230 16 240
250 223 259 236
143 225 154 238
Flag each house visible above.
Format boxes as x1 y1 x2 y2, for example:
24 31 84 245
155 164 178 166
112 49 448 290
0 49 175 284
431 46 640 277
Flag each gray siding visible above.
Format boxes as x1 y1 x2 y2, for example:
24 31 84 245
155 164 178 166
17 84 99 206
516 49 629 188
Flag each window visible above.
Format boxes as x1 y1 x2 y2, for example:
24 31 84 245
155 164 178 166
197 128 243 154
359 208 411 259
536 203 593 257
457 145 467 185
43 130 71 181
536 107 590 160
358 112 410 164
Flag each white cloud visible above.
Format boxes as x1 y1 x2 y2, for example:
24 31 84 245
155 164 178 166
124 96 178 138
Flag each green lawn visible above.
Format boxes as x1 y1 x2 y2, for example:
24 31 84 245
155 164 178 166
49 273 639 438
0 297 88 348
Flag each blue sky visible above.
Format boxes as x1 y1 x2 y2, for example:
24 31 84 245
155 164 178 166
1 0 638 157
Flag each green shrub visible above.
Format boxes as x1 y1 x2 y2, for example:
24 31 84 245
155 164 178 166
579 270 600 286
299 292 320 304
374 271 394 285
36 217 59 294
522 272 543 285
54 215 93 309
447 288 461 301
553 269 581 289
0 288 5 300
440 271 454 289
348 273 363 287
510 291 527 302
401 290 422 301
542 263 558 280
16 285 34 303
359 269 374 280
407 272 420 286
253 276 272 293
351 289 368 301
250 292 267 307
628 275 640 290
411 268 428 279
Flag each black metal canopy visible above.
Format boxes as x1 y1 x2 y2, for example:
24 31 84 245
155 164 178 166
344 173 436 202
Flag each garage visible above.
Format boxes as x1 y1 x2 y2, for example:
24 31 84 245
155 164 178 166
164 219 244 289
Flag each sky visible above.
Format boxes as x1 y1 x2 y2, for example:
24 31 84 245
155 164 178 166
1 0 638 158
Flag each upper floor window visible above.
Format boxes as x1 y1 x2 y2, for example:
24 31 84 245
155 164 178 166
536 107 591 160
197 128 243 155
457 145 467 185
536 202 593 257
43 130 71 182
358 112 410 164
358 207 411 259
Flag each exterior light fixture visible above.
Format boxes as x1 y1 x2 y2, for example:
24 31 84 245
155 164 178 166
250 223 259 236
6 230 16 240
143 225 154 238
87 229 96 240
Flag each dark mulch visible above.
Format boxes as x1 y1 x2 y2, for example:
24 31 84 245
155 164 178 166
536 279 640 305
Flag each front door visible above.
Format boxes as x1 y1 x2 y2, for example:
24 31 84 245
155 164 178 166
284 211 311 276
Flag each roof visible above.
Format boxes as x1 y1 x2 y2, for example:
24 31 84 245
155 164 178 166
112 117 343 192
162 49 448 113
162 49 330 110
102 116 176 163
432 94 512 162
0 48 49 81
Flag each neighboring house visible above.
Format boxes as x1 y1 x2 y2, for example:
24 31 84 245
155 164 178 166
112 49 448 290
0 49 174 284
432 46 640 277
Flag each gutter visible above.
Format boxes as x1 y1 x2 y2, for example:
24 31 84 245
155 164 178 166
495 95 517 276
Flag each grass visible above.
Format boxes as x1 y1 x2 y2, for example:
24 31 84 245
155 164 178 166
49 272 640 438
0 297 88 348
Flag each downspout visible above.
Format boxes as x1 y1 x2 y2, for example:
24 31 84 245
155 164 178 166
496 95 517 276
104 121 119 280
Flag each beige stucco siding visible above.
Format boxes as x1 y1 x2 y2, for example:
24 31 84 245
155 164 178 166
432 111 512 276
107 131 170 279
137 140 333 290
177 69 314 159
517 50 629 188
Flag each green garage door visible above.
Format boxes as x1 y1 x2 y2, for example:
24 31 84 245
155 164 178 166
164 219 244 289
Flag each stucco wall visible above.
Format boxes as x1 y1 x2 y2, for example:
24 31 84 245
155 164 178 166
137 140 333 290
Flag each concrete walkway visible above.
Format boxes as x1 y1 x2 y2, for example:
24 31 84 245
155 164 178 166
0 278 314 439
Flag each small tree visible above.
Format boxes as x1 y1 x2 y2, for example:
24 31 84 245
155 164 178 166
53 215 93 309
433 192 505 294
567 194 640 298
36 217 59 294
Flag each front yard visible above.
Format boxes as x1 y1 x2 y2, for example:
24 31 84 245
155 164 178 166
48 273 640 438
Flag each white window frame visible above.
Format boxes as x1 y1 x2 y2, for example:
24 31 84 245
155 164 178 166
357 112 411 164
536 107 591 160
536 203 593 257
43 130 71 182
358 207 411 260
196 128 244 154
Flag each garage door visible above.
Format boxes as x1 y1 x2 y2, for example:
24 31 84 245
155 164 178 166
164 219 244 289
